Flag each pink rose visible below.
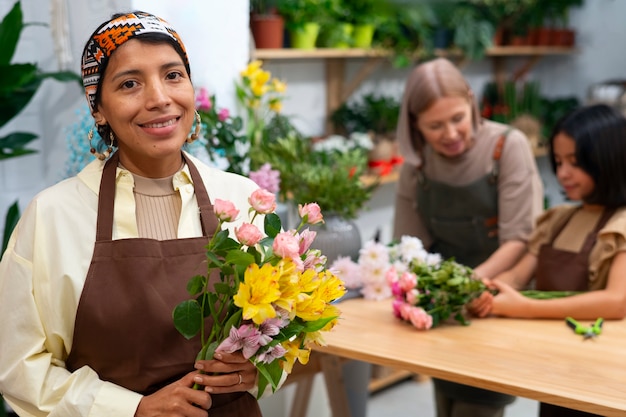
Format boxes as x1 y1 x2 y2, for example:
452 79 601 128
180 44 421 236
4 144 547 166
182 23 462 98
214 199 239 222
273 232 300 259
408 306 433 330
298 203 324 225
249 188 277 214
399 271 417 293
218 108 230 122
235 223 263 246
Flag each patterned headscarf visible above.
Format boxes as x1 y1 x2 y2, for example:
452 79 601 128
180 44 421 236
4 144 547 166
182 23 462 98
81 11 190 114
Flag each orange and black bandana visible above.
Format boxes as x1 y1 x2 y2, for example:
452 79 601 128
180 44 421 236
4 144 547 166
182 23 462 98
81 11 189 113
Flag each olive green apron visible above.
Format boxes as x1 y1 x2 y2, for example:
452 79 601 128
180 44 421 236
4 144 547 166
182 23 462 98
417 133 516 409
536 207 613 417
66 152 261 416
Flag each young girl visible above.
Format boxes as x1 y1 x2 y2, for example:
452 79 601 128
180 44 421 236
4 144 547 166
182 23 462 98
471 103 626 417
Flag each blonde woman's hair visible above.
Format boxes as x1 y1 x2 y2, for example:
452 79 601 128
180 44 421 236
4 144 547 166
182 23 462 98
397 58 481 167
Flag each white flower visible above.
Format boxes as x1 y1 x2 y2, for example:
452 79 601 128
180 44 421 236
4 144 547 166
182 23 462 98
359 262 389 286
358 240 390 269
349 131 374 150
425 253 443 267
398 235 426 262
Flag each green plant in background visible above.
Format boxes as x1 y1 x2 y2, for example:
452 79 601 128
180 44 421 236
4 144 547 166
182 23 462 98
372 1 435 67
276 0 331 32
0 0 80 254
449 3 495 60
255 133 377 220
331 93 400 138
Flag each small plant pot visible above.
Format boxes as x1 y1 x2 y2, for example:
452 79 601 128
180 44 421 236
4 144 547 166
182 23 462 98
250 13 285 49
352 24 375 48
318 22 353 48
290 22 320 50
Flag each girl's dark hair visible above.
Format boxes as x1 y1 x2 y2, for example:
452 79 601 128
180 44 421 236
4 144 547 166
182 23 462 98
548 103 626 207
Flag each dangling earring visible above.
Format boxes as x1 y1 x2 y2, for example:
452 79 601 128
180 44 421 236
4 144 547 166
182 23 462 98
186 110 201 143
88 125 113 161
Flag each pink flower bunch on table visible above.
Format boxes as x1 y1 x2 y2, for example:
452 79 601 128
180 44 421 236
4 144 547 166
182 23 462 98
331 236 487 330
173 190 346 396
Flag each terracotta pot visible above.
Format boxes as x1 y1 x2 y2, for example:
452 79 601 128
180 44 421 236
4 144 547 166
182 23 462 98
250 13 284 49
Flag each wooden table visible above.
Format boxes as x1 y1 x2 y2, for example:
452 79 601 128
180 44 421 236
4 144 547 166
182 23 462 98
307 298 626 417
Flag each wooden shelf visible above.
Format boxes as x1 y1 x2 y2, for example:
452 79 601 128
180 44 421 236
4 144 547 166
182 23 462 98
251 46 577 134
251 46 577 61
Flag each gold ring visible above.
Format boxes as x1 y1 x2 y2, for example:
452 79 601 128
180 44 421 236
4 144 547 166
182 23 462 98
238 372 243 385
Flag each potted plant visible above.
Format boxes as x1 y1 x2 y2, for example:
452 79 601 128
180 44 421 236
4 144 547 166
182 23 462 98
254 129 377 263
316 0 353 49
250 0 285 49
277 0 331 49
343 0 387 48
331 93 402 175
372 2 434 67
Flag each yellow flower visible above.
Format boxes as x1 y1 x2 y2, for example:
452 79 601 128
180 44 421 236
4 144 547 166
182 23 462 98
314 270 346 303
271 78 287 93
303 330 326 346
269 99 282 113
240 60 263 78
281 338 310 373
320 304 341 331
233 263 281 325
273 260 300 314
295 292 326 322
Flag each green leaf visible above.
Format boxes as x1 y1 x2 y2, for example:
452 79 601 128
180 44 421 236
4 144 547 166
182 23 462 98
172 300 202 339
0 1 23 66
198 340 218 361
186 275 206 295
225 250 255 268
2 200 20 255
254 359 284 399
301 315 337 333
264 213 282 237
220 310 243 340
214 282 233 295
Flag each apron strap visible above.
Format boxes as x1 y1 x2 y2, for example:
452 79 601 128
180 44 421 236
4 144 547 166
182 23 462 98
489 128 510 181
95 152 217 241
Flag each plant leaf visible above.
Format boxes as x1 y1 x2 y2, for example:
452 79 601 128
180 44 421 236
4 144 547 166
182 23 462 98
172 300 202 339
0 1 23 66
264 213 282 237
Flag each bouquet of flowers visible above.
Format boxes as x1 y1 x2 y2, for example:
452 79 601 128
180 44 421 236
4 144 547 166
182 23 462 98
331 235 486 329
172 189 346 397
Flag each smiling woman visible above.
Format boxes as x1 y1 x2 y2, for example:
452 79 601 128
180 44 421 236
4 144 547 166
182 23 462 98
0 10 268 417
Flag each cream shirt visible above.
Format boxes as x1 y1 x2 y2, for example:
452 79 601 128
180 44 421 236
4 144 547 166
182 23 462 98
0 152 262 416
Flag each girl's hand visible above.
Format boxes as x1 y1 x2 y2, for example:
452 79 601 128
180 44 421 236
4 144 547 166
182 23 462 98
491 279 529 317
135 371 211 417
194 351 257 394
468 290 494 318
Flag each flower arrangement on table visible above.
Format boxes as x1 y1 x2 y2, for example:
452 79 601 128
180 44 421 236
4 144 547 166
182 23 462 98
172 189 346 396
330 235 487 329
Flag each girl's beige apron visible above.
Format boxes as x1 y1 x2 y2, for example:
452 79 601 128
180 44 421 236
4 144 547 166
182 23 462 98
535 207 612 417
66 153 261 416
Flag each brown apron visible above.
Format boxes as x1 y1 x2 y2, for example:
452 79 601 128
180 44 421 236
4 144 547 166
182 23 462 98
536 208 613 417
418 133 516 410
66 152 261 416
